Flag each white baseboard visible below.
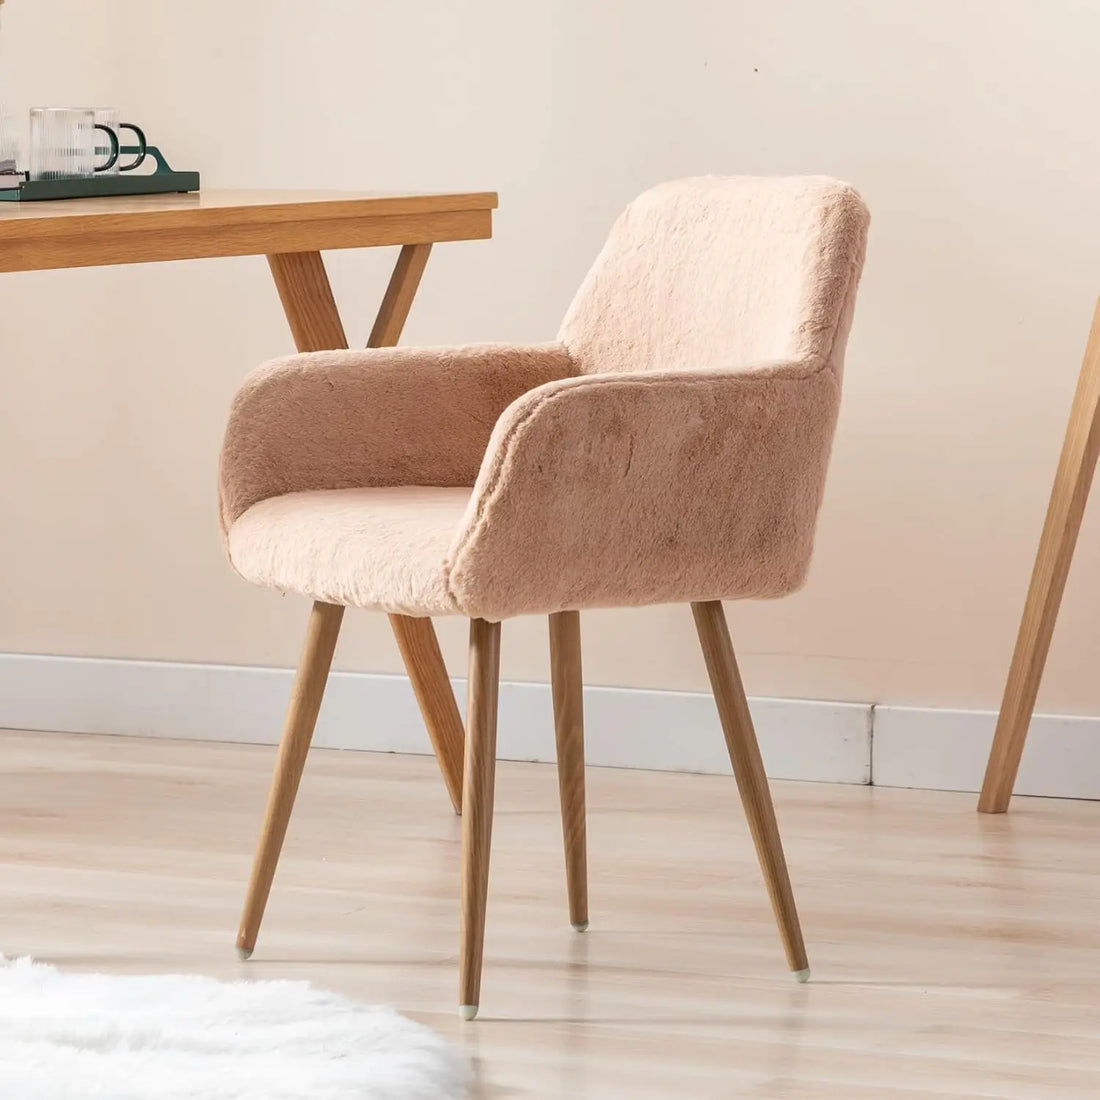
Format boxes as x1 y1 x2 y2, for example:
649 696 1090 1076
0 653 870 785
3 654 1099 800
872 705 1100 800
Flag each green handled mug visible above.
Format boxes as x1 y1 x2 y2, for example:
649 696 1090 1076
94 110 148 174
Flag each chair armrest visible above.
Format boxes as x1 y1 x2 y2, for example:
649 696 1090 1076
445 360 841 619
219 342 575 532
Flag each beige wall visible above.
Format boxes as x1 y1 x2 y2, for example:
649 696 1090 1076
3 0 1100 713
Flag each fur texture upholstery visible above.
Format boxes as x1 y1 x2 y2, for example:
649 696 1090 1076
228 487 469 615
559 176 865 375
220 176 869 619
446 361 839 619
219 343 573 535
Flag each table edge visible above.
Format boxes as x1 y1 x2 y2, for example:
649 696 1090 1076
0 191 500 243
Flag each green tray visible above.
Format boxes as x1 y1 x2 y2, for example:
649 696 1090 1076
0 147 199 202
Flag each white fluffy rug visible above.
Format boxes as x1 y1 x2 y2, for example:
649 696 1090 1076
0 958 468 1100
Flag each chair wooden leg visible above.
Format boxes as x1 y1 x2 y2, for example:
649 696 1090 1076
458 618 501 1020
691 600 809 981
549 610 588 931
389 615 465 814
237 601 344 959
979 301 1100 813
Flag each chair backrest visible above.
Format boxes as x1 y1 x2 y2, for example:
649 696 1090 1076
558 176 868 376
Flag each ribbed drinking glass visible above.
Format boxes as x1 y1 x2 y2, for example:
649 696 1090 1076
28 107 114 180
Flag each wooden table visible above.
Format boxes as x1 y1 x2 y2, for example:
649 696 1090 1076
0 189 493 809
978 300 1100 813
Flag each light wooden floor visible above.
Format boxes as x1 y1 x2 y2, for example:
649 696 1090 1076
3 729 1100 1098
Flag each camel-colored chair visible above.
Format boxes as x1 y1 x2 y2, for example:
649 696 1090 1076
219 176 869 1018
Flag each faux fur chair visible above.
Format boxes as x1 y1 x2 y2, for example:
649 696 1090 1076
219 176 869 1019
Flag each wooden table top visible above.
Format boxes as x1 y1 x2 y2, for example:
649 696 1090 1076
0 189 498 273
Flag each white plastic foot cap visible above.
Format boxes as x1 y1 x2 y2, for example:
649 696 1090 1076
571 921 589 932
236 945 254 961
793 968 811 983
458 1004 478 1021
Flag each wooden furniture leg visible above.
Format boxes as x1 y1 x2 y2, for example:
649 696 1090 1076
267 246 465 813
268 251 348 349
458 618 501 1020
237 601 344 958
979 301 1100 813
390 616 465 814
691 600 810 981
549 610 588 931
367 242 433 348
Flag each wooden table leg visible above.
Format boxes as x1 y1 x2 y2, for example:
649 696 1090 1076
268 251 348 349
368 243 433 348
267 245 465 813
390 615 465 815
978 300 1100 813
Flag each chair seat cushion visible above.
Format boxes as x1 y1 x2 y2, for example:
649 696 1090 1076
227 487 470 615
